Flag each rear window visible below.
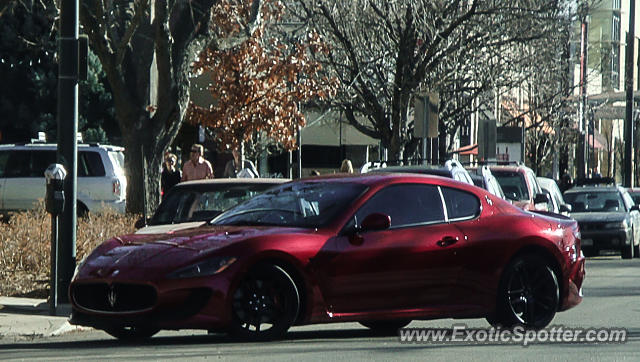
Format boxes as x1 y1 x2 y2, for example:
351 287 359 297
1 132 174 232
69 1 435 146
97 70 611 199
79 151 106 177
564 191 625 212
493 171 529 201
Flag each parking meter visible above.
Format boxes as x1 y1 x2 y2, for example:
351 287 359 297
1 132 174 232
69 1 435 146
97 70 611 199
45 163 66 316
45 164 67 215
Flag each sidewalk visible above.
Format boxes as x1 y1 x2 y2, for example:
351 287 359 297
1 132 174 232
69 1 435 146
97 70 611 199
0 296 90 340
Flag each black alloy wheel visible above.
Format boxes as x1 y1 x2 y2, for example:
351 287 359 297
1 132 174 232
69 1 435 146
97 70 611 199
103 326 160 341
489 254 559 329
229 264 300 340
359 320 412 335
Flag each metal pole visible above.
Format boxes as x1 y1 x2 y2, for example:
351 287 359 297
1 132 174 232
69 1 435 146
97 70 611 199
56 0 79 303
579 16 589 180
49 215 58 316
297 126 302 178
625 0 636 187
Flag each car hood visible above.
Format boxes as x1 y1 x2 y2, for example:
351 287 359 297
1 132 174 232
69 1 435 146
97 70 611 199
76 225 311 280
569 212 627 223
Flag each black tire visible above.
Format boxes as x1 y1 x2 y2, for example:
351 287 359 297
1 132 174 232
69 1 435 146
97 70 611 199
103 326 160 341
581 247 595 257
489 254 559 329
359 320 411 335
621 241 633 259
229 264 299 341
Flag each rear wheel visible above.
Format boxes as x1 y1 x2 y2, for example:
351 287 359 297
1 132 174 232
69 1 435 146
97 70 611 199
103 326 159 341
229 264 299 340
359 320 411 335
621 241 633 259
489 254 559 329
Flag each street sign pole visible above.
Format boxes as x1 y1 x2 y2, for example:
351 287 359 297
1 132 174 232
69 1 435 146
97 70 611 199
56 0 79 303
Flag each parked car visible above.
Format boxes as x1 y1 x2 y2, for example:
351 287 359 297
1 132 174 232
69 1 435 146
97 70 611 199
627 188 640 205
365 159 474 185
466 165 506 199
537 177 572 216
0 142 126 215
490 164 551 212
564 183 640 258
136 178 290 234
70 173 584 341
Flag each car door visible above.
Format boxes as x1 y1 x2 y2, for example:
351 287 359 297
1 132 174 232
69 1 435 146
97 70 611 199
313 183 465 314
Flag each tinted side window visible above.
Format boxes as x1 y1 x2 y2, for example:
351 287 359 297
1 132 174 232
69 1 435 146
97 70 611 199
79 151 106 177
30 151 56 177
4 151 31 177
0 151 10 178
355 184 445 228
441 187 480 220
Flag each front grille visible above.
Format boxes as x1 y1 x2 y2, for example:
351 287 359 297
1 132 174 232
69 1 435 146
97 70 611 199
72 283 157 313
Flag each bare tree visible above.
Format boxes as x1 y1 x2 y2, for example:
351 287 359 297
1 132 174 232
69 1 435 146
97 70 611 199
79 0 263 213
290 0 585 162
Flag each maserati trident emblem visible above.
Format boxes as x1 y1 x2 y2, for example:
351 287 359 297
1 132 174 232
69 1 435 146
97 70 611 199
107 285 117 308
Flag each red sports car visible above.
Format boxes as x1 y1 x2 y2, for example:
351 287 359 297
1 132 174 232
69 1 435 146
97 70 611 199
69 174 585 341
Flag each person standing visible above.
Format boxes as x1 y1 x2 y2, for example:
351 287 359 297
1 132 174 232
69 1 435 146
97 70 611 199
161 153 182 197
182 144 214 181
223 147 259 178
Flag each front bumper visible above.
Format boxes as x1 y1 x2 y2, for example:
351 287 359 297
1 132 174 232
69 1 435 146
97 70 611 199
579 228 632 249
69 278 232 331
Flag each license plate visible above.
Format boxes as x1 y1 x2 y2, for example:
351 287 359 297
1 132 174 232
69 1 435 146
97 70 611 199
582 238 593 246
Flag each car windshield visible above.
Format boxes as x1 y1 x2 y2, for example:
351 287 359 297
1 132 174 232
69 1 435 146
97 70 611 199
212 182 368 228
150 183 278 225
630 193 640 205
564 191 625 213
493 171 529 201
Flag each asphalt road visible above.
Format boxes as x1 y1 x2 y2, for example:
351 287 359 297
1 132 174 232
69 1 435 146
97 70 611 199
2 256 639 361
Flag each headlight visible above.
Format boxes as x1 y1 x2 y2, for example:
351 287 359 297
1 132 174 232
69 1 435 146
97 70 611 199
167 257 237 279
604 220 628 229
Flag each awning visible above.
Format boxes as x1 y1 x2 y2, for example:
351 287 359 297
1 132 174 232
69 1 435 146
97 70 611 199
452 143 478 155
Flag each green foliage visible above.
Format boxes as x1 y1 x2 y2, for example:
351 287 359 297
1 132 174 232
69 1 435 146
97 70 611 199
0 0 119 144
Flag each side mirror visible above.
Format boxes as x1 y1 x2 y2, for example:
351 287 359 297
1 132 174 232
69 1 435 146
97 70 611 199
559 204 572 213
534 192 551 205
360 213 391 232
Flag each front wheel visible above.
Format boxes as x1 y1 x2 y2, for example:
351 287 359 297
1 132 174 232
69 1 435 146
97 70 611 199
229 264 300 341
489 254 559 329
103 326 159 341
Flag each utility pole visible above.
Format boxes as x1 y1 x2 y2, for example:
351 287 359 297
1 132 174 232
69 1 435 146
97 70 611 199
56 0 79 303
577 3 589 180
625 0 636 187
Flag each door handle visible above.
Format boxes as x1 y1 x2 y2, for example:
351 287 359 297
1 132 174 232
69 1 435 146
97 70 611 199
437 236 459 247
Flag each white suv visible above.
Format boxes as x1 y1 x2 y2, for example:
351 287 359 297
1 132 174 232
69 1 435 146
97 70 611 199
0 143 127 214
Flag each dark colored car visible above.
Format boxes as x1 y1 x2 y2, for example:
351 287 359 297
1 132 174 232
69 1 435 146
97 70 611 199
70 174 584 341
366 159 474 185
490 165 551 212
564 185 640 258
136 178 289 234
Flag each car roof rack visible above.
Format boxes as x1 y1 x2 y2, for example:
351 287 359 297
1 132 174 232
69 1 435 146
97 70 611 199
574 177 616 187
